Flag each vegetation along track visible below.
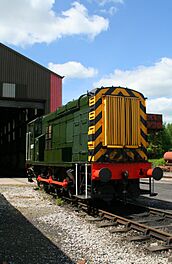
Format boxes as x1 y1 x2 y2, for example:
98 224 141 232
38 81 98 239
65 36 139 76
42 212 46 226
63 196 172 252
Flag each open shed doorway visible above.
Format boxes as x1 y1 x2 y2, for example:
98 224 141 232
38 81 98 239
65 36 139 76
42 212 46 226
0 107 44 177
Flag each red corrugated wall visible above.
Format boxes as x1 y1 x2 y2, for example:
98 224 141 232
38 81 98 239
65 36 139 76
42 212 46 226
50 74 62 112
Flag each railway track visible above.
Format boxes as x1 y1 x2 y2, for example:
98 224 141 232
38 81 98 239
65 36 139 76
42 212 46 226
64 197 172 252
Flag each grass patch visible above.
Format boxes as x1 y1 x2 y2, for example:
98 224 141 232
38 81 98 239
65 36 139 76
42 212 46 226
149 158 165 167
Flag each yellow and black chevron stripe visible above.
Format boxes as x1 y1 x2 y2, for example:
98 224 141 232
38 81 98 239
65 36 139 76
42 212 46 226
88 86 148 162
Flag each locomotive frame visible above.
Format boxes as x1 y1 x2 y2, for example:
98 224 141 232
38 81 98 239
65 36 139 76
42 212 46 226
26 86 163 201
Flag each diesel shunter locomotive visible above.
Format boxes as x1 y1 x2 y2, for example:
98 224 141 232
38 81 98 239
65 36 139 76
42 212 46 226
26 86 163 201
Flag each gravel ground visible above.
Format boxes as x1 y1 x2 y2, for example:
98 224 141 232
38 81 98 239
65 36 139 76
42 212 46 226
0 185 171 264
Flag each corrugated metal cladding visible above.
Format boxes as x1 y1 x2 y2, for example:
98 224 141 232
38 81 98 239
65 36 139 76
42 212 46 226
50 74 62 112
0 43 63 113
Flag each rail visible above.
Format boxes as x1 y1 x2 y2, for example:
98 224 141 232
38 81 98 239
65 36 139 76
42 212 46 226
72 199 172 252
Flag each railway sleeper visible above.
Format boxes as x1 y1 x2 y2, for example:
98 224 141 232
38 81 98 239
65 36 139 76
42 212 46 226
127 234 151 242
109 226 131 233
128 212 150 219
85 216 103 222
149 224 172 229
137 216 165 224
97 221 118 228
147 244 172 252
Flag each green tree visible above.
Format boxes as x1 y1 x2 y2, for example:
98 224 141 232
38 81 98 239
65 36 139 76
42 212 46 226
161 123 172 152
147 130 163 158
147 123 172 159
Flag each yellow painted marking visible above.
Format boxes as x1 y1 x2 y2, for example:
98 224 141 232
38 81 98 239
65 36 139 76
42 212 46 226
88 141 95 149
136 149 147 160
140 124 147 135
111 87 130 97
140 110 147 120
140 137 148 148
126 151 135 160
89 111 95 120
88 156 94 162
93 88 109 106
88 126 95 135
132 90 145 104
125 145 140 148
95 104 102 117
94 148 106 161
89 96 96 106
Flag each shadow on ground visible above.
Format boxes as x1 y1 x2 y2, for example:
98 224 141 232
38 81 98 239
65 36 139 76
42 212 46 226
0 194 75 264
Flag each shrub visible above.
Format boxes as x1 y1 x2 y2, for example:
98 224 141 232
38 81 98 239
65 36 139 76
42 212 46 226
149 158 165 167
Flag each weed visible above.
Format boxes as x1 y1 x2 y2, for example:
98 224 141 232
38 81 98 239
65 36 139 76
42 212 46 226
55 197 64 206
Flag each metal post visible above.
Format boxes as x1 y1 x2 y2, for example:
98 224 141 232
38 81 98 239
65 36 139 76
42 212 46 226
85 163 88 198
26 133 28 160
75 164 78 196
152 178 154 194
149 177 151 194
28 132 31 160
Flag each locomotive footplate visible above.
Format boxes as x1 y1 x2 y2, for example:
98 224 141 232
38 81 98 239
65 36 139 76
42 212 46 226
73 194 91 200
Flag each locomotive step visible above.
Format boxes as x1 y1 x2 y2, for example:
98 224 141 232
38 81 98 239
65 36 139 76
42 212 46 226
73 194 91 200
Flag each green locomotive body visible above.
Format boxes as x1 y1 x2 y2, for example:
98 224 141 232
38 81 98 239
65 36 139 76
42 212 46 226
26 94 89 165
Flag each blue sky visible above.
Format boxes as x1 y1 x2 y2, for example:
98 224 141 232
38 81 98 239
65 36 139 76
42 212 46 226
1 0 172 122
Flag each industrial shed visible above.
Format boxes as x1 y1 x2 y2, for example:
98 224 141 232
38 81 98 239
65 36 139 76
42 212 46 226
0 43 63 176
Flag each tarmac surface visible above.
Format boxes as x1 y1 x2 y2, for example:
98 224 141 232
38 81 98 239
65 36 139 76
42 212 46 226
0 177 33 185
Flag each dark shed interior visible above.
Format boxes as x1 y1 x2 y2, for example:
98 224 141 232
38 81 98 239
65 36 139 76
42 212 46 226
0 107 44 176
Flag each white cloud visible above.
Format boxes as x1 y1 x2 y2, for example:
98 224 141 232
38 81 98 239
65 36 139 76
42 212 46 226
90 0 123 14
108 6 118 15
0 1 109 46
98 0 124 5
48 61 98 79
95 57 172 122
147 98 172 123
95 58 172 98
100 6 118 15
